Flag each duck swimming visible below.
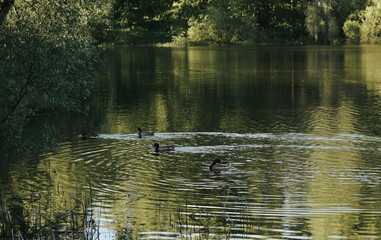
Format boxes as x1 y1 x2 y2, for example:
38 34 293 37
209 159 230 171
81 131 98 139
153 143 175 152
138 128 154 137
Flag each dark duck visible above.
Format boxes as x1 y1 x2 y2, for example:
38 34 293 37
209 158 230 171
138 128 154 137
153 143 175 153
81 131 98 139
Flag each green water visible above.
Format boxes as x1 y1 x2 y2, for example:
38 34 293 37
1 45 381 239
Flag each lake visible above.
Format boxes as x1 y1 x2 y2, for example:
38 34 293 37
1 45 381 239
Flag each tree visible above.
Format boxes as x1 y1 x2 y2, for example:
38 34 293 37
305 0 368 43
360 0 381 43
343 0 381 43
169 0 209 36
0 0 106 152
265 0 308 41
253 0 277 31
305 0 339 43
343 15 362 42
113 0 174 31
183 0 258 45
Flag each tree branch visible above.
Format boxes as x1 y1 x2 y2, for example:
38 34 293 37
0 72 33 124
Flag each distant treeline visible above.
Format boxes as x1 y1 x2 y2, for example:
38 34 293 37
110 0 381 45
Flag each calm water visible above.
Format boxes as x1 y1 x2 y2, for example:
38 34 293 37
1 45 381 239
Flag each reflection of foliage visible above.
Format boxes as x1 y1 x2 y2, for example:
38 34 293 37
0 0 108 152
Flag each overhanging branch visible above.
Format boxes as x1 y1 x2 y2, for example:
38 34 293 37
0 72 33 124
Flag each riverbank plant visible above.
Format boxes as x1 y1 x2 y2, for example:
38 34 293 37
0 0 110 153
0 192 98 239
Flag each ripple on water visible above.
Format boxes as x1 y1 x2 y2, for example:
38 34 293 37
96 132 381 154
6 131 381 239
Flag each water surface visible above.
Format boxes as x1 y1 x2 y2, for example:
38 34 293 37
1 45 381 239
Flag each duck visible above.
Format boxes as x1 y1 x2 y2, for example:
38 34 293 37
209 158 230 171
81 131 98 139
138 128 154 137
153 143 175 152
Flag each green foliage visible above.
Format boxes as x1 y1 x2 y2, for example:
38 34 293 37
343 12 362 42
183 1 258 45
253 0 307 42
343 0 381 43
184 16 214 45
0 0 106 152
86 1 114 43
305 0 339 43
305 0 369 43
360 0 381 43
109 0 380 45
169 0 208 36
113 0 173 31
115 26 171 45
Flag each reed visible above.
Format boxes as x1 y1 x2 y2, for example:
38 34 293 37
170 187 269 239
172 190 236 240
0 191 99 240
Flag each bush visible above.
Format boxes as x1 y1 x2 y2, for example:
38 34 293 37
185 2 258 45
360 1 381 43
343 19 361 43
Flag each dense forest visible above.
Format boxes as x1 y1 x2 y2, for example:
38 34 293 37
110 0 381 45
0 0 380 152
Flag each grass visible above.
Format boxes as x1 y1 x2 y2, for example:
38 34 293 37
0 191 99 239
170 188 236 239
